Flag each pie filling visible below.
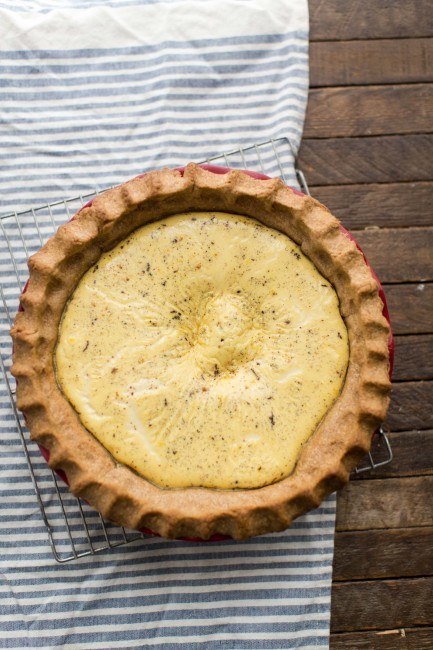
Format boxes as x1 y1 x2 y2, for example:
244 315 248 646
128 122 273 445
55 212 349 489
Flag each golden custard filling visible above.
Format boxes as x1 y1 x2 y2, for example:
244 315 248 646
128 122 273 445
56 212 349 489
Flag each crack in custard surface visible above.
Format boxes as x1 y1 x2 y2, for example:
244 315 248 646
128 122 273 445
56 212 349 489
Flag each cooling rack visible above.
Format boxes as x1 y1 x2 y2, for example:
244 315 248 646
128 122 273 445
0 136 393 563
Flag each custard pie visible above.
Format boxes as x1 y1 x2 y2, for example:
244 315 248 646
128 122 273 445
11 164 391 539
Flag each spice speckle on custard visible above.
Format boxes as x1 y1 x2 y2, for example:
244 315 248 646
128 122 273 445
55 212 349 489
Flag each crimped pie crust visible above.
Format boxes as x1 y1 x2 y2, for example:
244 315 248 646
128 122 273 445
11 164 391 540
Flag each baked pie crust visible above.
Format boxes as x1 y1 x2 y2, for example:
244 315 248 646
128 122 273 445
11 164 391 539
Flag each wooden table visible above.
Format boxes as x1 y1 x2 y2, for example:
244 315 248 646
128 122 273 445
300 2 433 647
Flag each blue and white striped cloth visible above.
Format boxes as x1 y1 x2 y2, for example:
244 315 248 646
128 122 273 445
0 2 337 648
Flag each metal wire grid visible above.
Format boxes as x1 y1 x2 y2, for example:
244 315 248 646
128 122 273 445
0 136 393 563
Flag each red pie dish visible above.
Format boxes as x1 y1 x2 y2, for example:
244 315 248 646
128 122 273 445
12 164 392 540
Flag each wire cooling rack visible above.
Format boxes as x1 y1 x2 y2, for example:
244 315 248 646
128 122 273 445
0 137 393 563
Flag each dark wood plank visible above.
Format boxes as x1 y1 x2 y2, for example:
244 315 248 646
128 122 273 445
393 335 433 381
354 227 433 283
331 577 433 632
336 476 433 531
305 85 433 138
310 38 433 86
331 628 433 650
354 429 433 479
298 135 433 186
334 527 433 580
310 0 433 41
387 381 433 431
385 284 433 335
311 182 433 230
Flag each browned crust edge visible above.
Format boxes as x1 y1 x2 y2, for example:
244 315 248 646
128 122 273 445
10 164 391 539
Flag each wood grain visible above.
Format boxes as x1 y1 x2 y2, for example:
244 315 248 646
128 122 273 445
331 628 433 650
387 382 433 431
310 0 433 41
311 182 433 230
385 284 433 335
354 227 433 283
308 0 433 641
310 38 433 86
353 430 433 479
334 527 433 580
298 135 433 185
336 476 433 531
305 85 433 138
331 577 433 631
393 335 433 381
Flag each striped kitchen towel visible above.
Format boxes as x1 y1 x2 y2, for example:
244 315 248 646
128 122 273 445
0 1 337 649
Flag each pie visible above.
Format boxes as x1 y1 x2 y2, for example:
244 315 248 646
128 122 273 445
11 164 391 539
